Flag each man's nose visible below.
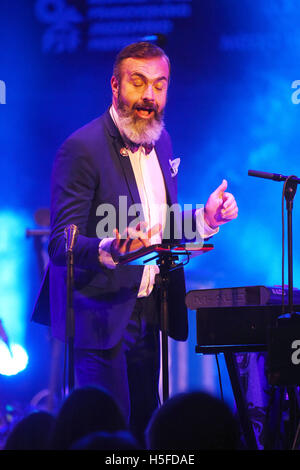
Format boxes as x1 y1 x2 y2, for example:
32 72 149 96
142 84 155 101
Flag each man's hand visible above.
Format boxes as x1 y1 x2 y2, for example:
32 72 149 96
110 222 162 263
204 179 238 229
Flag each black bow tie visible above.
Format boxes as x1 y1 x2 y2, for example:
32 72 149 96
143 143 154 155
121 140 154 156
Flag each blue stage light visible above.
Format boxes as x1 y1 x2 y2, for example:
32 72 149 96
0 210 31 377
0 341 29 376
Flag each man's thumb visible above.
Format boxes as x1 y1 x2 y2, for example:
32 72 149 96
214 179 228 196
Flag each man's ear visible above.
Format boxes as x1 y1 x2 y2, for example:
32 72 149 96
111 76 119 100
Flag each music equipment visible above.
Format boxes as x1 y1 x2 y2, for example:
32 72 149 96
186 285 300 353
187 286 300 450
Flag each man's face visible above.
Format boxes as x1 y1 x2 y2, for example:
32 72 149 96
111 56 170 144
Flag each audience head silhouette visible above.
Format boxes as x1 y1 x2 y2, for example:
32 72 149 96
4 410 55 450
71 430 140 450
50 385 127 450
145 391 240 450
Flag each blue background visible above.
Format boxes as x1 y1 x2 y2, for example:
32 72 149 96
1 0 300 411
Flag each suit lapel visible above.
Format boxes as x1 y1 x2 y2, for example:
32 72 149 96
155 133 182 242
155 135 177 207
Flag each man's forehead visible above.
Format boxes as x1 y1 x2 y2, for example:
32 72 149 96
120 56 169 80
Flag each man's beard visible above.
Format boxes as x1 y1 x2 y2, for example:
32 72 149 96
116 94 165 146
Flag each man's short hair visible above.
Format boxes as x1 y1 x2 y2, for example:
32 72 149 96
113 41 170 83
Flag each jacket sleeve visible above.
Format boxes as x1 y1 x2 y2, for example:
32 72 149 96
48 137 103 271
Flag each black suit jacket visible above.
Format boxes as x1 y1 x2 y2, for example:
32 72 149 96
32 110 188 349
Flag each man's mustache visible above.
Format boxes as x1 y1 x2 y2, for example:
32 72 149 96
133 101 158 113
117 94 164 124
133 101 164 123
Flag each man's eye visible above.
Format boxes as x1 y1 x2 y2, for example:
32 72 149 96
132 80 143 87
155 82 165 91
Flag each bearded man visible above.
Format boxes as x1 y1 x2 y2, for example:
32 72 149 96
44 42 238 445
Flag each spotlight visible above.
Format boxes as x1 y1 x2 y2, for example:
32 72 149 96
0 340 29 376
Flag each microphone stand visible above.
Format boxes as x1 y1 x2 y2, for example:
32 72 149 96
66 248 75 393
155 251 179 403
64 224 78 394
248 170 300 449
248 170 300 316
284 177 298 315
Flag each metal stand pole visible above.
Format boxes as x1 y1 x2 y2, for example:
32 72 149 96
156 252 180 403
66 249 75 393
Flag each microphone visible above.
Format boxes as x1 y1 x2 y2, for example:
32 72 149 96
248 170 300 183
64 224 78 253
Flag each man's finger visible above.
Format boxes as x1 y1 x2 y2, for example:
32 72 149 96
113 228 120 240
221 206 238 220
127 226 144 239
222 194 236 210
114 227 128 250
147 223 162 239
123 236 134 254
135 221 148 233
213 179 228 198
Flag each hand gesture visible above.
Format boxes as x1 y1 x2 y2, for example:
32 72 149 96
204 179 238 229
111 222 162 262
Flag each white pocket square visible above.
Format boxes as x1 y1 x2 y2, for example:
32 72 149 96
169 158 181 177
